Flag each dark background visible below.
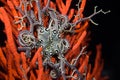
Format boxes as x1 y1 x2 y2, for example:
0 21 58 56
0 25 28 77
84 0 120 80
0 0 119 80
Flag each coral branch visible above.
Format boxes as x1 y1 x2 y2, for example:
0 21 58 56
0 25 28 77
0 7 23 77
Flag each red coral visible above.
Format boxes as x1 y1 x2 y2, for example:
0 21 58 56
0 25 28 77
0 0 109 80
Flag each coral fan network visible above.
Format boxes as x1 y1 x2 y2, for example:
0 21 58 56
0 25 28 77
0 0 110 80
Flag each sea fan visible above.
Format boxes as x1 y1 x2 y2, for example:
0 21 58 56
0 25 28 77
0 0 110 80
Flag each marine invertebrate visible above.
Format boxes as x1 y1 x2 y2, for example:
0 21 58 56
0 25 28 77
0 0 110 80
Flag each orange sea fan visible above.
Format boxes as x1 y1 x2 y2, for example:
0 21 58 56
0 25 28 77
0 0 110 80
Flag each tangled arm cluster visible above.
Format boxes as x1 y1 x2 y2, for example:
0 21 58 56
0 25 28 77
0 0 110 80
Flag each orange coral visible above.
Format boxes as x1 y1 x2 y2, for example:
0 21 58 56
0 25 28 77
0 0 110 80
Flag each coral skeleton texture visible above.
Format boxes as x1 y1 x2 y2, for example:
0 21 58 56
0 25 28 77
0 0 110 80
